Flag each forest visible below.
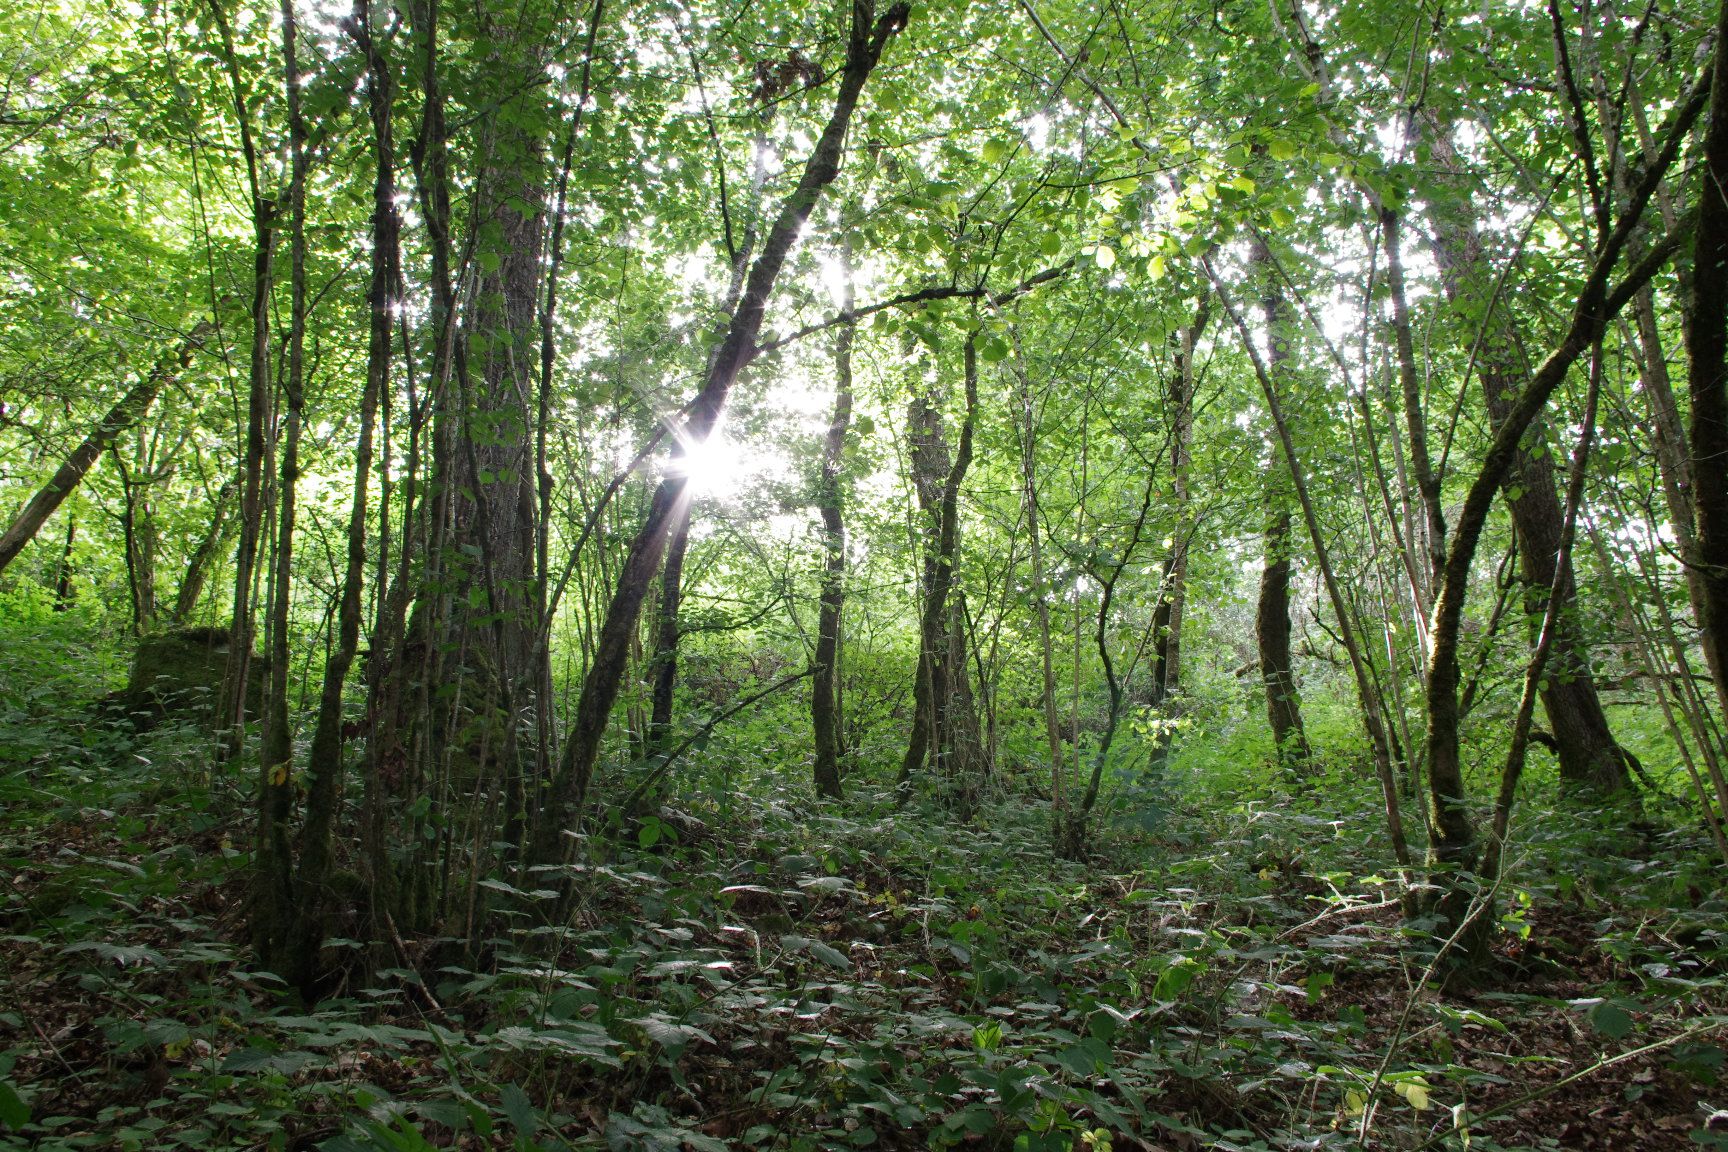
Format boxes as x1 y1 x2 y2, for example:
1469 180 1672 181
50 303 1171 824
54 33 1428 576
1 0 1728 1144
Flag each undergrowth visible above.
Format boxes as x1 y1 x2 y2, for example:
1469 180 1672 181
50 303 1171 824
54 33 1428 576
1 621 1724 1151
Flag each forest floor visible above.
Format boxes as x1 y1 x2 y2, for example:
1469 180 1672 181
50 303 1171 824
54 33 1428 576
1 633 1725 1151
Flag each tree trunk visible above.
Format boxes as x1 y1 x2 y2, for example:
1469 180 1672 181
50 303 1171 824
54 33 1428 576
1009 335 1063 805
648 510 690 750
1252 234 1311 771
1257 504 1310 769
811 258 855 800
1152 295 1207 706
255 0 309 964
280 0 396 996
526 0 908 867
1203 249 1413 870
173 481 234 624
899 375 952 790
209 0 274 759
898 329 978 793
1417 80 1703 899
113 441 159 635
0 324 208 577
1685 0 1728 731
52 516 75 610
1425 115 1633 792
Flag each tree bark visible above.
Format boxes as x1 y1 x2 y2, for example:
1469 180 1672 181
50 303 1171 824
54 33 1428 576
173 481 234 624
255 0 309 963
1425 116 1634 792
648 511 690 750
1419 79 1704 890
1685 0 1728 731
1252 235 1311 771
811 256 855 800
1152 295 1207 705
1257 504 1310 768
280 0 396 996
0 324 208 577
898 330 978 793
209 0 274 759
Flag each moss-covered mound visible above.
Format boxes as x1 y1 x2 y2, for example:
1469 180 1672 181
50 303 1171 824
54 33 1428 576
116 626 259 729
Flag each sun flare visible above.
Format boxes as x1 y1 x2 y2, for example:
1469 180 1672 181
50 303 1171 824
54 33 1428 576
672 430 745 499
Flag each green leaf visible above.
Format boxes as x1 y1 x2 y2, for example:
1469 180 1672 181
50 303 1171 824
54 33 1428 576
500 1083 538 1138
982 138 1010 165
1040 232 1063 257
1588 1001 1635 1041
1092 244 1116 270
0 1080 29 1131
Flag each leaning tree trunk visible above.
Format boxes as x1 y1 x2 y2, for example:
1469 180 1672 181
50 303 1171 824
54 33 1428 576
526 0 909 868
1425 114 1634 792
1418 78 1705 900
1203 249 1414 871
173 481 235 624
0 324 209 576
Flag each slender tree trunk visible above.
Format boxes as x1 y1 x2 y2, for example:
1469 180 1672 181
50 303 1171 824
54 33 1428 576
52 516 75 610
210 0 274 759
0 325 208 576
1152 295 1207 706
279 0 397 996
811 255 855 800
1056 458 1160 859
113 445 158 635
1010 336 1063 804
529 0 604 810
1481 346 1604 890
173 481 234 624
1381 208 1445 595
648 512 690 750
255 0 309 963
1204 251 1413 870
1252 235 1311 771
526 0 908 867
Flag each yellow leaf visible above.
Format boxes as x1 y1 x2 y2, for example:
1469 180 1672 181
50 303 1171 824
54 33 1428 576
1395 1080 1432 1111
270 761 290 787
